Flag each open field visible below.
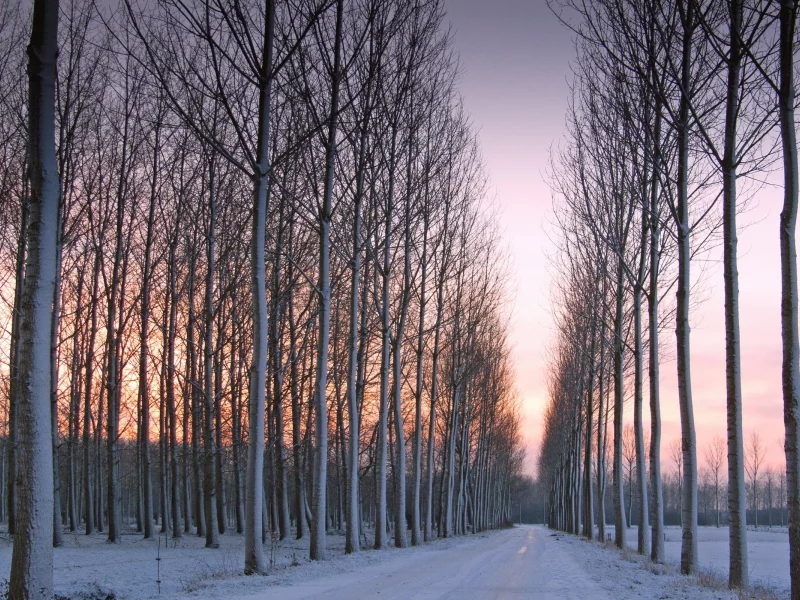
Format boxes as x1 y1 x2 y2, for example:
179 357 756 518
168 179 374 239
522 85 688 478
623 525 790 595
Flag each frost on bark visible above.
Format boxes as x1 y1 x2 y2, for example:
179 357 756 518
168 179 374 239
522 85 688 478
612 256 626 550
244 0 275 575
648 91 665 564
675 0 699 574
9 0 59 595
722 0 747 587
779 1 800 598
310 0 344 562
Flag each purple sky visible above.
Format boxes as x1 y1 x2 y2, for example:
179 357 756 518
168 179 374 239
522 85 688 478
444 0 787 477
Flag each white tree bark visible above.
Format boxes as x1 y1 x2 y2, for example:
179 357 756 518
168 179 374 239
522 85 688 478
722 0 747 587
9 0 59 594
779 2 800 597
675 1 699 573
310 0 344 562
244 0 275 575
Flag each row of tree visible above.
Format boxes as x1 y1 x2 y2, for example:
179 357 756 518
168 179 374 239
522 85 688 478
539 0 800 596
0 0 524 597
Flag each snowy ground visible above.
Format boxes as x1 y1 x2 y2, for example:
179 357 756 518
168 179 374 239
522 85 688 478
0 524 781 599
622 525 790 595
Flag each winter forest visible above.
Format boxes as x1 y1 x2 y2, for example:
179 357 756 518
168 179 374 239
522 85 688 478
6 0 800 598
1 0 527 597
540 0 800 598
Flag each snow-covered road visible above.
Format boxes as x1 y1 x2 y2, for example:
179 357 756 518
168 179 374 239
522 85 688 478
244 526 611 600
0 524 762 598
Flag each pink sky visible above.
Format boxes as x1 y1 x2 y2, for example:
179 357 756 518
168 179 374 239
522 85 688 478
444 0 787 477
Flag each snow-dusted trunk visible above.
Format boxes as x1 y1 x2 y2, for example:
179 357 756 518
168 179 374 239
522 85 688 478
106 111 129 545
244 0 274 575
231 312 245 534
612 256 626 549
309 183 331 560
187 260 204 538
344 186 362 554
676 240 698 575
445 384 461 538
376 237 391 547
648 101 665 564
50 202 64 548
426 182 451 541
723 0 747 587
167 242 182 539
412 213 429 546
158 297 168 535
597 308 607 541
310 0 343 562
203 162 220 549
425 303 442 541
66 273 83 533
676 0 699 574
289 262 309 540
344 83 372 553
181 329 191 534
214 345 226 535
139 123 159 540
7 196 27 537
583 313 596 540
633 277 650 556
9 0 59 593
779 2 800 598
271 192 290 541
376 126 399 550
392 330 408 547
393 124 415 549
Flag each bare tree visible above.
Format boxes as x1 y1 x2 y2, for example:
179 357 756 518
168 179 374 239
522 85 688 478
746 431 765 528
704 435 726 528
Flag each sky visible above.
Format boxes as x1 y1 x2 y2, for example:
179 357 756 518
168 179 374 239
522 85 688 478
443 0 787 477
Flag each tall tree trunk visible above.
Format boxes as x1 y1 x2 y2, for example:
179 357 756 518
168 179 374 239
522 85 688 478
723 0 748 587
597 298 607 542
159 293 169 535
648 99 665 564
187 261 204 537
203 160 220 549
583 310 596 540
676 0 699 574
9 0 59 593
310 0 343 561
779 1 800 598
375 127 398 550
270 188 290 541
167 241 182 539
244 0 274 574
412 210 429 546
289 234 309 540
7 196 28 537
344 87 372 553
66 269 83 533
393 121 415 549
106 118 129 545
426 194 451 542
612 256 626 549
633 276 650 556
139 120 160 540
214 330 226 535
50 200 64 548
